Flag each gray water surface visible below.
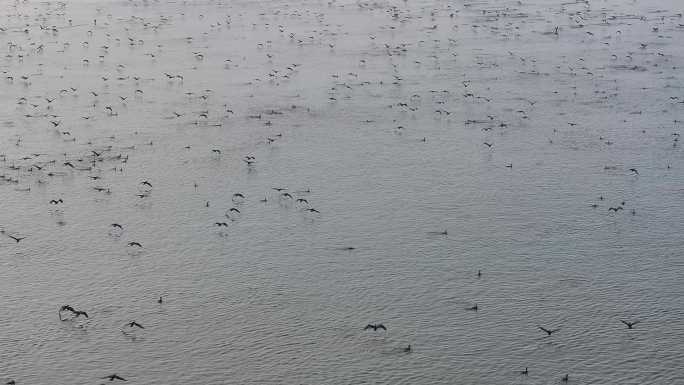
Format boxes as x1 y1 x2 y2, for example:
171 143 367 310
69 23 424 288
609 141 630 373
1 0 684 384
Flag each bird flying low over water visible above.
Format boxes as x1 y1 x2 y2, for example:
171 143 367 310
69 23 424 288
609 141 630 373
125 321 144 329
73 310 88 318
6 234 25 243
127 241 142 247
538 326 560 336
102 374 127 381
59 305 88 320
621 320 640 329
364 323 387 331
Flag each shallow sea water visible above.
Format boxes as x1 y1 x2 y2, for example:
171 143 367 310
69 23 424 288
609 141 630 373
1 0 684 384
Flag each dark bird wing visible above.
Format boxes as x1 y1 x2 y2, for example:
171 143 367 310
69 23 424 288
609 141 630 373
538 326 551 334
377 324 387 330
364 324 374 330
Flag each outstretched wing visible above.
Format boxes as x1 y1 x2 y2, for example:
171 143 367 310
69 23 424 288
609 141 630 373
538 326 550 333
364 324 374 330
377 324 387 331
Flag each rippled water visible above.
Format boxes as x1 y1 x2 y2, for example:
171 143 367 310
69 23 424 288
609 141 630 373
1 0 684 384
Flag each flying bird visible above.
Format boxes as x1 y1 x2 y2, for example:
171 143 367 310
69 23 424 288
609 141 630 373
620 320 640 329
73 310 88 318
364 324 387 331
126 321 144 329
7 235 25 243
538 326 560 336
102 374 127 381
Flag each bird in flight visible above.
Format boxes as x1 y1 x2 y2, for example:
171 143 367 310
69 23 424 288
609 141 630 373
102 374 127 381
127 242 142 247
538 326 560 336
126 321 144 329
364 324 387 331
620 320 640 329
7 234 25 243
73 310 88 318
111 223 123 229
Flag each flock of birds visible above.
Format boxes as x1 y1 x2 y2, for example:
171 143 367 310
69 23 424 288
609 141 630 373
1 0 682 383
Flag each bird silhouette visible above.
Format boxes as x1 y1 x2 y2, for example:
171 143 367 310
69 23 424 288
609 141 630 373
364 324 387 331
7 235 25 243
127 242 142 247
620 320 639 329
538 326 560 336
102 374 127 381
126 321 144 329
73 310 88 318
111 223 123 229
